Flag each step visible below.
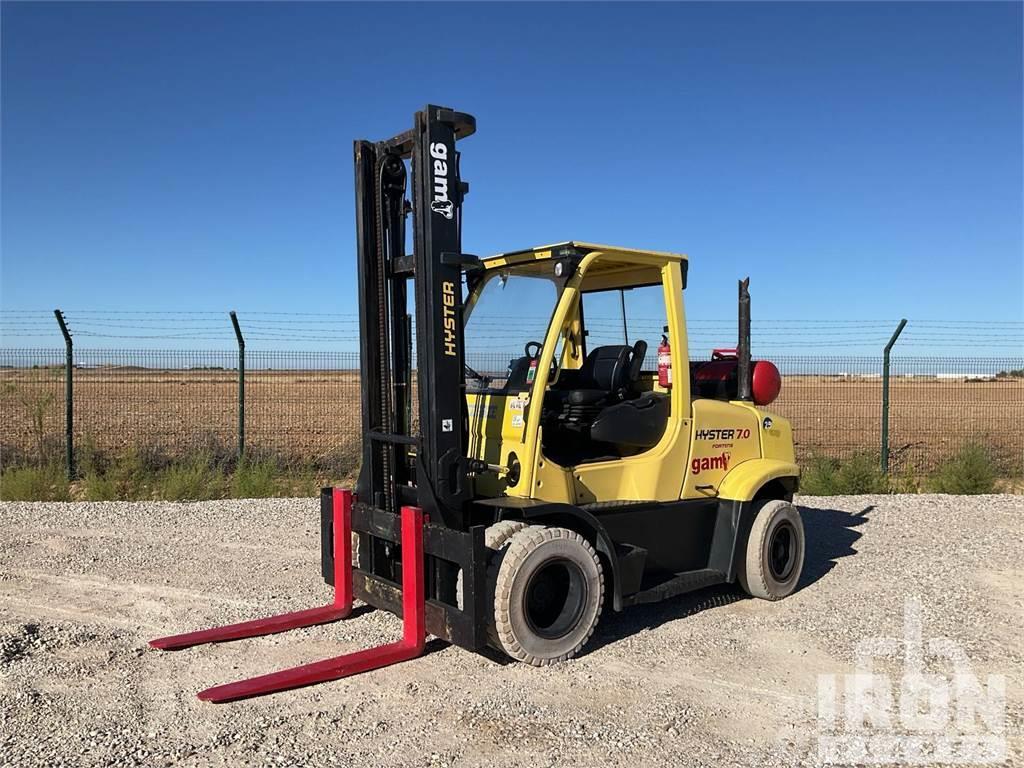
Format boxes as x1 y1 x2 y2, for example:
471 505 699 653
623 568 727 606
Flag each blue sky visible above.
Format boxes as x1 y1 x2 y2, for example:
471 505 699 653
1 2 1021 355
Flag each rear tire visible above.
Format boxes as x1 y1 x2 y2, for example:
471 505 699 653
738 499 805 600
492 526 604 666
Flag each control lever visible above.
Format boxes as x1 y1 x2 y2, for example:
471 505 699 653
467 458 508 475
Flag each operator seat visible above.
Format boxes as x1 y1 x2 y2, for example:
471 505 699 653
562 340 647 422
543 340 669 463
566 342 642 404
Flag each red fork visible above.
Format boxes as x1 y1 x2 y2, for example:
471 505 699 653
149 488 354 651
148 489 428 703
196 504 425 703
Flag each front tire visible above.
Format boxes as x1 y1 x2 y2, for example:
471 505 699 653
456 520 530 611
492 526 604 666
738 499 805 600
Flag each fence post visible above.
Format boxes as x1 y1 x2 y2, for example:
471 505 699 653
230 311 245 462
53 309 74 480
881 318 908 473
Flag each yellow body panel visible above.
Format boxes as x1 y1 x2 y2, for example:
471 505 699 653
463 243 798 506
757 409 797 463
466 388 531 497
679 400 762 499
718 459 800 501
532 439 577 501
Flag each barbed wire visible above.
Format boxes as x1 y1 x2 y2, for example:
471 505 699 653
4 310 1021 328
2 311 1021 354
7 309 1021 323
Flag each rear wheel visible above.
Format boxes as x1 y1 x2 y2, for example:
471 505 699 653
492 526 604 665
738 499 805 600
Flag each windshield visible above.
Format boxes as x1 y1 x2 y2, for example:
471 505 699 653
464 263 564 392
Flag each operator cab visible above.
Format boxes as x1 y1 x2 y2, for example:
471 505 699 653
463 242 680 470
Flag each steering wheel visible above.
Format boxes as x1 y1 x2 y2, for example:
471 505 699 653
524 340 542 359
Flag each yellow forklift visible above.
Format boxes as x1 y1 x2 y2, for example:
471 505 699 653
151 105 803 700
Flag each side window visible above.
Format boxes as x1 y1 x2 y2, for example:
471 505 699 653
581 285 667 372
581 290 630 350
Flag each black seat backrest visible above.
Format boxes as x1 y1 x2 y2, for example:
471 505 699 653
579 345 632 391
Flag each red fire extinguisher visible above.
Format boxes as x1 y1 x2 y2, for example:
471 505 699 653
657 327 672 388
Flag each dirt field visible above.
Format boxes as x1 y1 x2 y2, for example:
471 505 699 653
2 366 1022 473
1 494 1021 767
0 368 364 468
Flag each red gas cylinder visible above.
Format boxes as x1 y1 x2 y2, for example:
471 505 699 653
657 334 672 387
691 356 783 405
751 360 782 406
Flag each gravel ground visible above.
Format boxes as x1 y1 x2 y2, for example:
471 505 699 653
1 494 1020 767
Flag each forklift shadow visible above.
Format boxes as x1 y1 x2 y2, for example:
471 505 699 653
580 504 872 658
797 503 872 589
584 583 747 657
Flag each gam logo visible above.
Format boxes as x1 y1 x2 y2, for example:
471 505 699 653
430 199 454 219
429 141 454 219
691 451 731 475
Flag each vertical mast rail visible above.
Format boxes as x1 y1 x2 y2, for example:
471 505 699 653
411 106 476 530
353 106 476 527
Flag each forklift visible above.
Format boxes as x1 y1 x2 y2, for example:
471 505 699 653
151 105 803 701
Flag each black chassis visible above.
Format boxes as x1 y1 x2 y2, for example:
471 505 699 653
319 488 796 651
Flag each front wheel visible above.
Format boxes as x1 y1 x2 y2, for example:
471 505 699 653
492 526 604 666
738 499 805 600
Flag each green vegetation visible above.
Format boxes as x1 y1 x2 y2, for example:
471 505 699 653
800 452 888 496
27 449 338 502
67 437 335 501
886 465 923 494
156 454 227 501
927 443 997 495
799 444 1003 496
231 457 280 498
0 441 1007 501
80 473 121 501
0 464 70 501
81 448 156 501
995 368 1024 379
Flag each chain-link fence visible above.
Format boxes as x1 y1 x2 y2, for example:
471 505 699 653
887 357 1024 474
0 349 67 467
1 348 1022 478
74 349 239 461
768 356 883 463
246 351 361 470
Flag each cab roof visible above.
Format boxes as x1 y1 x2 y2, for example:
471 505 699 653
483 241 687 264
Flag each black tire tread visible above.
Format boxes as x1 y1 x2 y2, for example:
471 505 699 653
492 526 604 666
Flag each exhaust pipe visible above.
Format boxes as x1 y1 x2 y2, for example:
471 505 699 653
737 278 752 401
